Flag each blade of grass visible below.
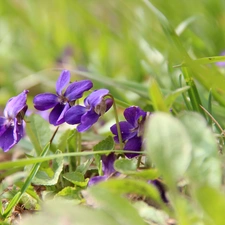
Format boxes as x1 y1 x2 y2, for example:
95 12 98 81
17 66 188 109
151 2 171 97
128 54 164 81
182 67 205 117
174 56 225 68
0 150 144 170
149 78 168 112
208 89 213 126
2 143 50 218
179 74 192 110
2 126 58 219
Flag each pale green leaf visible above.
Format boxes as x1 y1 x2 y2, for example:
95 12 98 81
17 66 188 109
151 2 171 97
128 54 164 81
26 114 52 155
63 171 88 187
32 150 64 186
114 158 137 174
179 112 221 187
145 112 192 185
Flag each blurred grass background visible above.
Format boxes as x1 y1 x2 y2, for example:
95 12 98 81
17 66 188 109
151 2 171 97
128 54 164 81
1 0 225 123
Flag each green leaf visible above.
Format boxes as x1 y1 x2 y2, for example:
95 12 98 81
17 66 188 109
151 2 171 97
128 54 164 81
56 129 72 152
63 171 89 187
114 158 137 174
195 186 225 225
179 112 221 187
93 136 115 173
26 114 52 155
129 169 160 180
175 16 197 35
21 199 120 225
165 86 190 108
88 185 146 225
149 79 168 112
76 159 93 175
2 143 51 218
145 112 192 186
133 201 169 225
93 136 115 151
32 150 64 186
55 186 82 201
95 178 161 206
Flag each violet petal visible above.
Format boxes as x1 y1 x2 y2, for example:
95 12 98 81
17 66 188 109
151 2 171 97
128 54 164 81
101 153 116 176
84 89 109 107
33 93 58 110
4 90 29 118
0 125 16 152
0 117 7 136
49 103 67 125
13 119 24 143
55 102 70 125
105 98 113 112
124 136 142 158
110 121 136 142
88 175 108 186
65 105 86 125
124 106 146 128
64 80 93 101
77 110 99 132
56 70 71 95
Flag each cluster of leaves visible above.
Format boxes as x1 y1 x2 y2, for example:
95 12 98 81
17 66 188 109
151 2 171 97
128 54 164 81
1 1 225 225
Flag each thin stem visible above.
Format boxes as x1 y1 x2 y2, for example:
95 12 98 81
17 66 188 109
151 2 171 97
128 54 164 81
136 156 142 169
77 131 81 166
106 94 123 150
200 105 225 136
69 129 77 171
179 74 192 110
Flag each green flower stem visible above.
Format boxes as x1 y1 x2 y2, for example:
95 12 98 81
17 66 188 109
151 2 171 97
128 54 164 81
68 129 77 172
106 94 124 150
77 131 81 166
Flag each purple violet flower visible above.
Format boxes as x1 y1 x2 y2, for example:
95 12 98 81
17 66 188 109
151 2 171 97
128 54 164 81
65 89 113 132
88 153 116 186
110 106 147 158
33 70 93 126
0 90 29 152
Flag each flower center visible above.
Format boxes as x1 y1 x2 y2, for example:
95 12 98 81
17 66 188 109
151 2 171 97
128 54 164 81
59 95 69 105
94 99 107 115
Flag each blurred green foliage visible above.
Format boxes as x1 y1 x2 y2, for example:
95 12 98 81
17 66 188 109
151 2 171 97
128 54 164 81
0 0 224 105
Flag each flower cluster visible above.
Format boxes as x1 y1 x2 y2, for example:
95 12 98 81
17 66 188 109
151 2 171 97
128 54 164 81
110 106 147 158
0 70 113 152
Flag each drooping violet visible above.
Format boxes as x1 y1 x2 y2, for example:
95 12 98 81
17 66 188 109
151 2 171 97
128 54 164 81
110 106 147 158
65 89 113 132
0 90 29 152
